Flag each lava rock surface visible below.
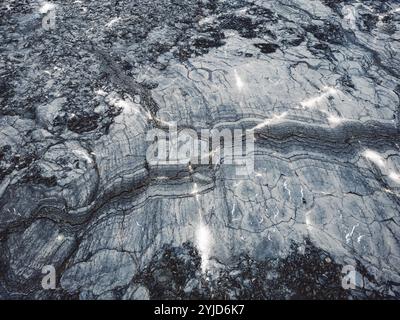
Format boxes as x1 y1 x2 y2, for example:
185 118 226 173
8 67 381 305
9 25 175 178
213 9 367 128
0 0 400 300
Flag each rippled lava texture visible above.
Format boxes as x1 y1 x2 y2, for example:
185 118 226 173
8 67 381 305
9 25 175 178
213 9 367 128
0 0 400 300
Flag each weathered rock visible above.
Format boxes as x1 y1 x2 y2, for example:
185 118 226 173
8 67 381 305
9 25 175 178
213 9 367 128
0 0 399 300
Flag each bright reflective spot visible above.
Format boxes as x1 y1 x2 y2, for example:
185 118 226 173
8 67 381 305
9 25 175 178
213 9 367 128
155 118 175 127
56 234 64 242
301 86 340 109
192 183 199 195
39 1 56 14
345 224 359 243
283 180 291 199
383 188 394 194
305 210 312 227
196 223 212 273
234 69 245 91
198 16 215 26
362 149 386 169
73 149 93 164
327 115 344 127
250 112 288 131
362 150 400 184
231 203 236 215
192 183 200 201
388 172 400 184
113 98 141 115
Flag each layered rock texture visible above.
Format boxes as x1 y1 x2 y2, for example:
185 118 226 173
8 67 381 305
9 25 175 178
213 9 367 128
1 0 400 299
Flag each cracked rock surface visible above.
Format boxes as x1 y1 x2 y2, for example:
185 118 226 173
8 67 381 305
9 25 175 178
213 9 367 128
1 0 400 299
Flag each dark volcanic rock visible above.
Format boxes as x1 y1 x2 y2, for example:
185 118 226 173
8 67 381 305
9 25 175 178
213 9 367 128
254 42 279 54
